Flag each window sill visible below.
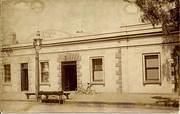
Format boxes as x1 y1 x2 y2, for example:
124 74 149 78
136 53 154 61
91 82 105 86
2 83 12 86
143 81 161 86
21 90 29 92
40 83 51 86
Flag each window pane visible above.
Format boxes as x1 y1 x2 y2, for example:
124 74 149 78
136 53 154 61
41 62 49 72
5 76 11 82
92 58 104 82
146 69 159 80
94 65 102 71
144 54 161 83
145 55 158 68
41 72 49 82
93 71 103 81
4 64 11 83
93 59 102 65
93 59 102 71
41 62 49 83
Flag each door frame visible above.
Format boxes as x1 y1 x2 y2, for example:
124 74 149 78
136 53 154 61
61 61 77 91
21 63 29 91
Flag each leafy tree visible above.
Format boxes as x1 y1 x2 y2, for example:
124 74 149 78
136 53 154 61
124 0 179 34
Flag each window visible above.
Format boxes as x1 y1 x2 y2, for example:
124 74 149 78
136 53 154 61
143 53 161 85
4 64 11 83
91 58 104 83
40 62 49 83
21 63 29 91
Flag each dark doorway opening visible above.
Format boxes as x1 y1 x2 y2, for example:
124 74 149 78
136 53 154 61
21 63 29 91
61 61 77 91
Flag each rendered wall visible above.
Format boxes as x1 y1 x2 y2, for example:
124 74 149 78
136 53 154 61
0 33 176 95
121 36 175 93
0 48 118 94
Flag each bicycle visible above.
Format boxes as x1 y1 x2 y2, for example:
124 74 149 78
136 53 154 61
76 83 96 95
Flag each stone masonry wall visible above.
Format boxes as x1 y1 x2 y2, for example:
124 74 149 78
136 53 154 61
115 48 122 92
57 52 81 90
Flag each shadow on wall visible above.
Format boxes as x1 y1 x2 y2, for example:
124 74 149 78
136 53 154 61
162 33 180 93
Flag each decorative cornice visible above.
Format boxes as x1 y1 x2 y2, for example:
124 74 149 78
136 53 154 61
0 25 179 51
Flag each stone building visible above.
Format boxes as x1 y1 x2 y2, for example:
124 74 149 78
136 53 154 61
0 0 179 98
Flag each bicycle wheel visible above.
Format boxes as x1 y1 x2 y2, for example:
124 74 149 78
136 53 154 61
76 84 86 95
86 86 96 95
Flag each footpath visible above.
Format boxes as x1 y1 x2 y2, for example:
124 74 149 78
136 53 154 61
65 92 179 108
1 92 179 108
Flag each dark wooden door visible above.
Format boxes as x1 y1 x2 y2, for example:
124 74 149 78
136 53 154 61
61 61 77 91
21 63 29 91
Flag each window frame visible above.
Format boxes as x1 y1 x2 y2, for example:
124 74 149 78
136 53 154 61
90 56 105 85
142 53 161 85
3 64 11 83
20 63 29 91
40 61 50 84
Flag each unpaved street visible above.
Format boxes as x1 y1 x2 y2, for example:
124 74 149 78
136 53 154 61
0 100 179 113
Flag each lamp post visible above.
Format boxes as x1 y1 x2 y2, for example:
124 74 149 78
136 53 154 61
33 31 42 101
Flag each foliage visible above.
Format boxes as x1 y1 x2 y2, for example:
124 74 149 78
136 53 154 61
124 0 180 34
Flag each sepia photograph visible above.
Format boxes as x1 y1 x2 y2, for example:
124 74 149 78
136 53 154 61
0 0 179 113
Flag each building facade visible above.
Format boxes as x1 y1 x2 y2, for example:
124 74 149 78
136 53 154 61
0 24 179 99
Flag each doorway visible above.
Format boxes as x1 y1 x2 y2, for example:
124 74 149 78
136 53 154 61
61 61 77 91
21 63 29 91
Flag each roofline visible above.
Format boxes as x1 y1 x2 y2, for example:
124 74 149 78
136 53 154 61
1 25 179 50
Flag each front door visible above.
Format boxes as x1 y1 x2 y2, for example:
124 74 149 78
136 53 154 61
62 61 77 91
21 63 29 91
